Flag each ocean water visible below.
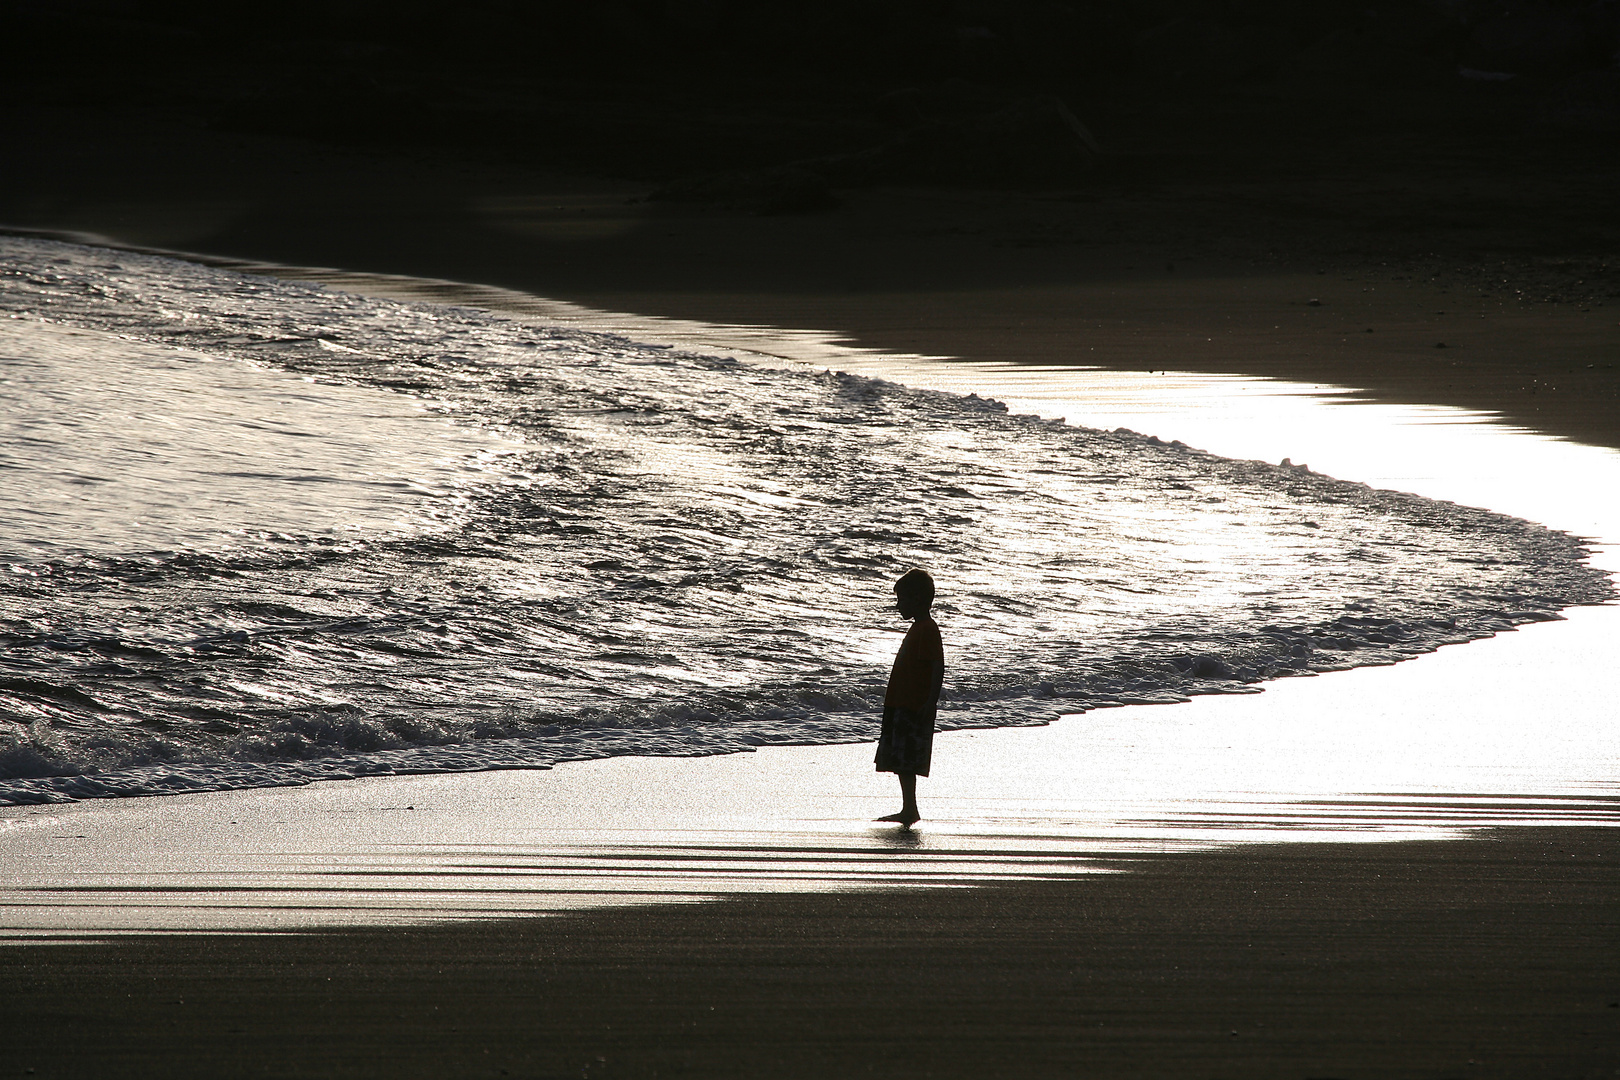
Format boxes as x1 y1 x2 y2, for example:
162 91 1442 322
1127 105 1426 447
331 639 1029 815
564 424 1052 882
0 236 1610 805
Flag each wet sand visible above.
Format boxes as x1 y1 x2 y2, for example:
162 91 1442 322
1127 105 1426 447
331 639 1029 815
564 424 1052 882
4 108 1619 1075
6 829 1617 1079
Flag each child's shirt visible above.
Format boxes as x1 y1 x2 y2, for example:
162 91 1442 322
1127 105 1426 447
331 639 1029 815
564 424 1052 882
884 614 943 711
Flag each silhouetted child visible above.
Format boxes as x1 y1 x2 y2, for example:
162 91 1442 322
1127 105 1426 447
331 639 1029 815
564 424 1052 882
875 567 944 825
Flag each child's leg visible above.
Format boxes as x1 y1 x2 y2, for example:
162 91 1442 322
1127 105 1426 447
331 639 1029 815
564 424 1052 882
878 773 921 825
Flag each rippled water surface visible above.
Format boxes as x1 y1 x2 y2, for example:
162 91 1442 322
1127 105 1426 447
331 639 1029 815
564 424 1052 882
0 320 510 558
0 237 1609 804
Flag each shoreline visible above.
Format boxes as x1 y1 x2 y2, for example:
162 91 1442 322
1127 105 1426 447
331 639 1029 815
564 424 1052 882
5 598 1617 936
0 240 1612 812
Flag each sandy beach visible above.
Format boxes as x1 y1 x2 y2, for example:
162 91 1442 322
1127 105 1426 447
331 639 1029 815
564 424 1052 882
4 98 1620 1076
7 829 1618 1079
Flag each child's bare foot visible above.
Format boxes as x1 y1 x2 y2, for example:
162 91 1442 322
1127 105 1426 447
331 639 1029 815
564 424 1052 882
877 810 921 825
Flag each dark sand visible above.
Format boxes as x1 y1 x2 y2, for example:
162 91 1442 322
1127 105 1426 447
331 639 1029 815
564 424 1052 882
6 829 1617 1078
5 105 1620 1076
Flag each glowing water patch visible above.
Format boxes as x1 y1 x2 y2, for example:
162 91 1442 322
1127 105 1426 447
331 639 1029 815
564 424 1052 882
0 320 513 559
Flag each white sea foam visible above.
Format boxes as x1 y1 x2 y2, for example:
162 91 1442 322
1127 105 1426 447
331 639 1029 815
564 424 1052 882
0 236 1609 804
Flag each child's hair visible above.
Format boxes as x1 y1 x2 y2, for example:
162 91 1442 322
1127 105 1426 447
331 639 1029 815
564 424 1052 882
895 567 935 606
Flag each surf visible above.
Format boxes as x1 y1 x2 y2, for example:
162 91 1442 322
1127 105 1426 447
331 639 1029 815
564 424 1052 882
0 236 1608 804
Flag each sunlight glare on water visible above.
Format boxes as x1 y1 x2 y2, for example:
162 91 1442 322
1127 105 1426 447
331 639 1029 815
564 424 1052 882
839 360 1620 564
330 285 1615 812
284 265 1615 561
0 238 1610 813
0 319 514 559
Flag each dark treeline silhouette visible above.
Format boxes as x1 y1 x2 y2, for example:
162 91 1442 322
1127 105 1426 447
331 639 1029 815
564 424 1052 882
8 1 1618 194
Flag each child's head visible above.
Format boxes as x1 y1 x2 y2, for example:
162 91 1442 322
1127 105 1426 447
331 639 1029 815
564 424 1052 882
894 568 935 617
